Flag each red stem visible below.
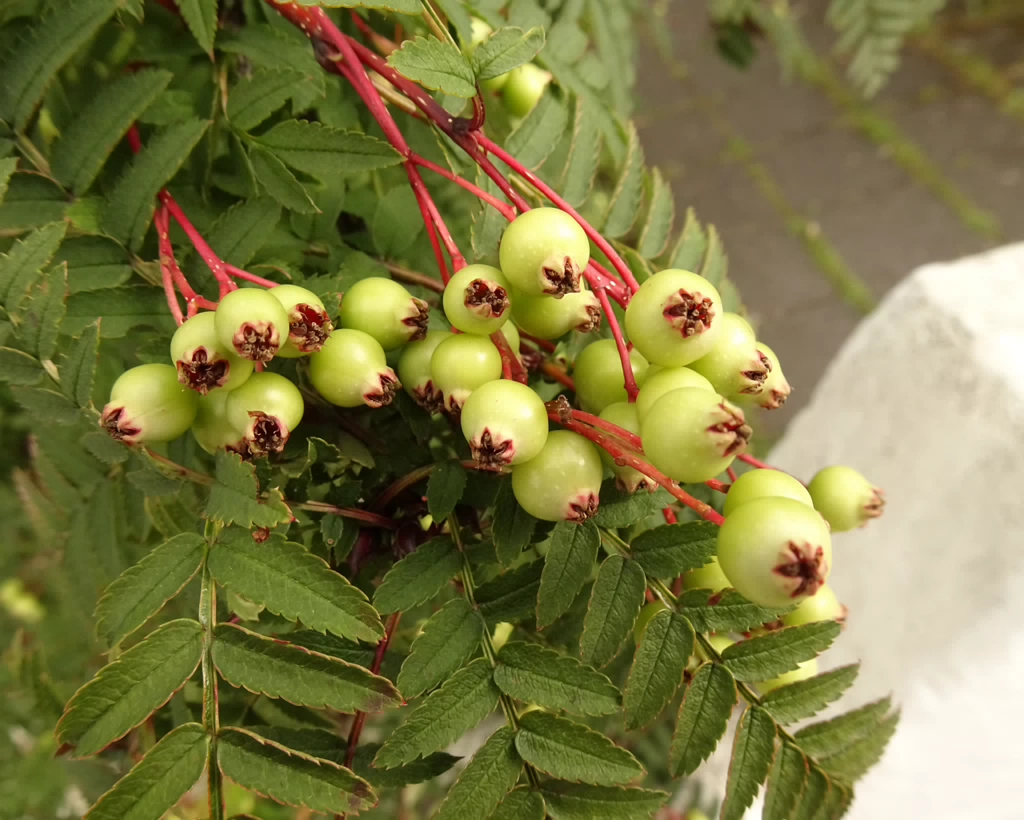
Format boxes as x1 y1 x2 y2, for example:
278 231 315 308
155 208 185 325
491 330 529 385
738 453 774 470
224 263 279 289
410 154 516 220
158 192 236 298
408 170 452 283
540 361 575 391
343 611 402 770
517 330 556 353
566 407 643 450
662 507 678 525
705 479 730 494
727 466 738 482
408 164 465 273
594 287 639 401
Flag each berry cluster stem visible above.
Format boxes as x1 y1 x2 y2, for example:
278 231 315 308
593 286 639 401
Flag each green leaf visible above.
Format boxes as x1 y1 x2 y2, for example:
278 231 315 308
0 0 119 129
700 224 728 289
559 97 602 208
0 347 43 385
219 25 324 85
217 727 376 814
203 450 292 529
817 780 851 819
669 662 737 777
819 711 899 782
388 37 476 98
505 93 568 170
21 262 67 360
492 478 537 566
213 623 401 713
374 659 500 768
51 69 173 194
476 560 544 626
579 555 645 668
539 782 668 820
208 531 384 643
61 320 101 407
315 0 421 11
371 186 423 256
761 664 860 725
64 285 176 339
249 146 317 213
11 385 80 424
593 485 672 528
794 696 894 758
0 173 67 232
176 0 218 54
637 168 674 259
94 533 205 647
0 221 67 315
763 743 809 820
84 723 208 820
675 588 788 634
54 236 132 293
473 26 546 80
794 766 830 820
437 0 474 45
722 622 841 682
56 619 204 757
494 641 620 716
515 710 643 785
397 597 483 698
0 157 17 203
537 520 599 628
373 536 462 614
629 522 717 580
489 786 545 820
201 195 281 269
102 119 210 250
227 69 302 132
256 120 403 178
666 207 707 271
601 124 644 239
434 727 523 820
427 461 467 521
352 743 460 789
623 610 694 730
721 707 777 820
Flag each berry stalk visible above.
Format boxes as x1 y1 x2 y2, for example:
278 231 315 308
491 330 529 384
593 286 640 401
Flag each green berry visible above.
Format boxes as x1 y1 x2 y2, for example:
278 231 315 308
101 363 198 444
491 622 514 652
782 584 846 628
499 208 589 297
633 600 668 643
268 284 334 357
736 342 790 410
640 388 751 484
214 287 291 362
723 468 813 516
510 430 603 522
716 497 833 608
689 313 769 399
460 379 549 466
397 330 448 414
430 332 503 415
502 63 551 118
706 633 734 655
624 269 723 367
634 366 714 424
510 287 601 339
225 371 305 456
443 264 511 335
191 389 245 455
338 277 429 351
598 402 652 493
573 338 648 414
683 557 731 593
170 311 254 394
807 465 885 532
757 658 818 694
309 329 399 409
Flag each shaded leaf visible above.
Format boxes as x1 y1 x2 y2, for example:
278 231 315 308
249 146 317 213
721 707 777 820
473 27 546 80
819 711 899 782
0 173 67 232
22 262 67 360
177 0 218 54
580 555 646 668
434 727 522 820
489 785 546 820
601 124 644 239
629 522 717 580
227 69 302 132
637 168 674 259
665 207 707 271
352 743 461 790
204 195 281 268
794 697 894 758
505 92 568 170
623 610 694 730
0 347 43 385
373 535 462 614
494 641 620 716
700 224 728 289
492 477 537 566
761 664 860 725
427 461 467 521
476 560 544 626
675 587 788 634
256 120 402 178
537 520 599 628
592 485 672 528
794 765 830 820
722 622 841 682
219 25 324 84
559 97 602 208
0 221 67 315
11 385 80 424
397 597 483 698
388 37 476 98
669 662 737 777
0 157 16 203
64 285 176 339
203 450 292 529
764 743 808 820
61 320 101 407
539 782 667 820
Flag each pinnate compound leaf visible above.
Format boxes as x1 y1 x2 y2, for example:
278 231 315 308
208 532 384 643
61 320 101 407
11 385 79 424
537 520 599 628
761 664 860 725
102 119 210 250
227 69 301 132
492 478 536 566
489 785 545 820
256 120 403 178
51 69 172 194
427 461 467 521
22 262 67 360
203 195 281 268
580 555 646 668
559 97 602 209
433 727 522 820
794 766 830 820
249 146 317 213
700 224 728 290
818 711 899 782
54 236 130 293
0 347 43 384
637 168 675 259
176 0 218 54
217 727 376 814
0 222 67 315
203 450 291 529
629 522 717 580
721 707 777 820
623 610 694 730
473 26 546 80
819 780 851 819
794 696 894 758
601 124 645 239
351 744 460 789
397 597 483 698
476 560 544 626
56 619 204 757
669 662 737 777
219 24 324 82
94 533 205 647
539 782 668 820
387 37 476 98
593 485 672 528
373 535 462 614
675 587 788 634
666 206 707 271
763 743 809 820
374 659 500 768
0 173 67 232
0 158 17 203
722 622 841 682
213 623 401 713
494 642 620 716
84 723 207 819
514 711 644 785
64 285 176 339
505 93 568 170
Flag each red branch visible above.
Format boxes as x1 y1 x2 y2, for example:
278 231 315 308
565 407 643 450
224 263 279 289
738 453 774 471
344 611 402 771
491 330 529 384
727 466 738 482
541 361 575 391
410 154 516 220
705 479 730 494
594 286 639 401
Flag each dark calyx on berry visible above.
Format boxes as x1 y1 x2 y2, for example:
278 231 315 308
773 542 828 598
465 279 510 317
764 385 790 409
365 372 400 408
577 304 602 333
709 405 752 456
177 348 229 394
739 355 771 394
541 256 582 297
664 289 715 337
289 304 333 353
472 429 514 466
864 488 886 519
234 322 280 361
568 492 600 522
246 411 288 456
101 406 141 442
402 298 431 342
413 382 445 415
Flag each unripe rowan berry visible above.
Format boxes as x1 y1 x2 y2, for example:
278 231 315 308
269 284 334 357
689 312 770 399
510 287 601 339
499 208 589 297
573 338 649 415
309 329 400 409
782 584 847 628
757 658 818 694
443 264 511 335
214 287 291 362
598 402 653 493
807 465 885 532
460 379 549 466
723 468 813 516
683 557 731 593
170 312 254 395
225 372 305 456
338 277 429 351
510 430 603 522
397 330 448 414
735 342 790 410
101 363 198 444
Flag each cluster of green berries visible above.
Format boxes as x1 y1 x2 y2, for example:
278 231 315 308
464 19 553 120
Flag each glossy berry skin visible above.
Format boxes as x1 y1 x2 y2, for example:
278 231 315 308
510 430 603 522
460 379 548 466
502 63 551 118
782 584 846 628
757 658 818 695
269 284 334 358
723 468 813 516
689 312 770 399
443 264 511 335
706 633 734 655
170 312 253 394
499 320 523 364
397 330 448 414
736 342 790 410
633 600 668 643
510 287 601 339
573 339 649 414
491 622 515 652
214 287 291 362
499 208 589 297
225 372 305 456
309 329 399 409
625 269 723 367
338 277 429 351
430 333 503 416
634 366 714 424
683 557 731 593
716 497 833 608
598 402 652 493
191 389 244 455
101 364 198 444
640 388 751 484
807 465 885 532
